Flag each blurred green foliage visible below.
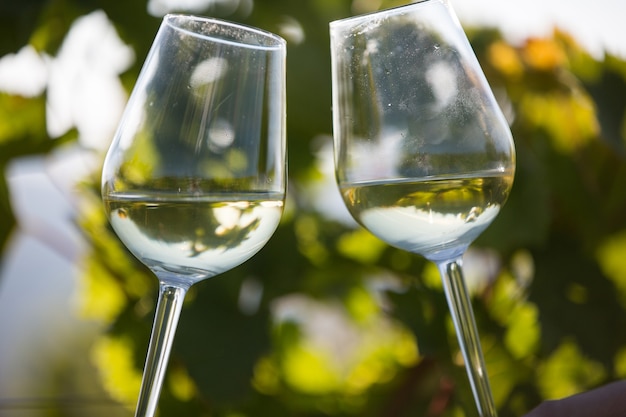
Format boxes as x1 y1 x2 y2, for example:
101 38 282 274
2 0 626 416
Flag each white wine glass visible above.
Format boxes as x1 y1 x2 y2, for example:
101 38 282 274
101 15 286 417
330 1 515 416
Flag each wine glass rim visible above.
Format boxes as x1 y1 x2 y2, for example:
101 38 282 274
329 0 441 29
164 13 286 50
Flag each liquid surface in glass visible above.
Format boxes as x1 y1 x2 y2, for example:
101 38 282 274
104 191 284 280
340 169 513 257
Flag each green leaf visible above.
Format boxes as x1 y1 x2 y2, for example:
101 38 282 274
537 339 606 399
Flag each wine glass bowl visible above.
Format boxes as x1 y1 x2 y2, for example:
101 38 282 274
101 14 286 417
330 1 514 416
330 0 515 263
102 15 287 286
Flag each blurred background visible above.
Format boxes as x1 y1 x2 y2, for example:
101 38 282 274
1 0 626 416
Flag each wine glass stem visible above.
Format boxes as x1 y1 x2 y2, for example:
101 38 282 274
134 282 189 417
437 258 497 417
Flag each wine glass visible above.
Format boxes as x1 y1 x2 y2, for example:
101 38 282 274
330 1 515 416
101 15 286 417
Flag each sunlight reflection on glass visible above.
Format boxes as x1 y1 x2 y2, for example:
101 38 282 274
190 57 229 87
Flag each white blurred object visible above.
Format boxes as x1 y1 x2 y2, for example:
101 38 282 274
0 45 47 97
305 136 357 226
147 0 248 17
46 10 134 151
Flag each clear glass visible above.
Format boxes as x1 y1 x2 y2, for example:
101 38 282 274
330 1 515 416
101 14 287 417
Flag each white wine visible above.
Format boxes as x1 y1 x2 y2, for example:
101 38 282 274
104 191 284 280
340 171 513 258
